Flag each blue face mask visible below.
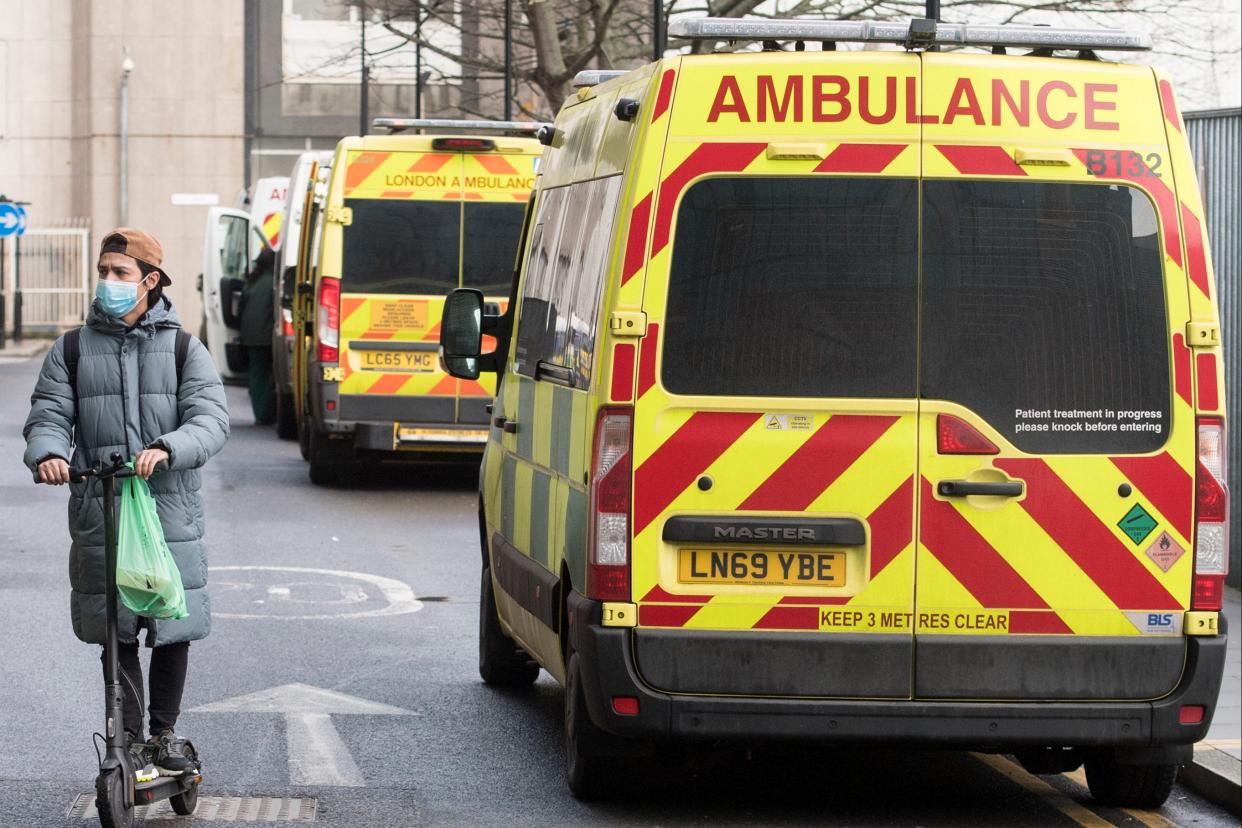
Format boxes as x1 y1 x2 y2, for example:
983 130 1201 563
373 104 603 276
95 279 149 318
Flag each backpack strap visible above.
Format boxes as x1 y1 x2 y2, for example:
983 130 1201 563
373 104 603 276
174 329 192 390
63 327 82 402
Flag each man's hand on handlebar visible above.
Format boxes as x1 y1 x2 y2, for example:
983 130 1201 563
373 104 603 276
37 458 71 486
134 448 170 480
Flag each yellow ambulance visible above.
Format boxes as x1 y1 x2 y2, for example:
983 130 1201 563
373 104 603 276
295 120 541 484
439 17 1231 804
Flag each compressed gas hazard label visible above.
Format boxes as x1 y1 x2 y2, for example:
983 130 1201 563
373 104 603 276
1117 504 1158 545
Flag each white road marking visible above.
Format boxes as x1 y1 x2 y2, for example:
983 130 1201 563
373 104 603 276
286 712 364 787
211 565 423 620
191 683 418 788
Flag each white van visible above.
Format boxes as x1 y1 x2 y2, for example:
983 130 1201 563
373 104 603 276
197 176 288 382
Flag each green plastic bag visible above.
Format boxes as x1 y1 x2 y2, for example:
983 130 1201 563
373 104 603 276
116 472 188 620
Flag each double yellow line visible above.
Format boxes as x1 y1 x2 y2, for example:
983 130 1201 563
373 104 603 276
972 753 1178 828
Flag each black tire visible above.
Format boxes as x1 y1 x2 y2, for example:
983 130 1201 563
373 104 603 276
1085 752 1178 808
275 387 297 440
170 782 199 816
95 767 133 828
308 429 351 486
479 568 540 686
297 411 311 461
169 743 200 815
565 653 612 800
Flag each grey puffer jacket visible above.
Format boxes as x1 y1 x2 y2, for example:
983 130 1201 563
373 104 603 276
23 296 229 646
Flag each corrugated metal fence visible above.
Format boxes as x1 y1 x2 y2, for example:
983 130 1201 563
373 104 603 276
1185 108 1241 586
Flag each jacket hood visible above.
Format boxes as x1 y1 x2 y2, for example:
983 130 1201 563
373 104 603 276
87 294 182 337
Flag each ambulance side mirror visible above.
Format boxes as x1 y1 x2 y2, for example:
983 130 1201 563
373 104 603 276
440 288 484 380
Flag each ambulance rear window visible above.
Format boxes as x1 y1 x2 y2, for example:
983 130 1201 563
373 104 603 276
921 181 1169 453
342 199 460 294
462 202 526 295
663 177 919 398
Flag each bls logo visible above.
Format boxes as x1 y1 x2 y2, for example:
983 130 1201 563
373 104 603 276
1147 613 1175 628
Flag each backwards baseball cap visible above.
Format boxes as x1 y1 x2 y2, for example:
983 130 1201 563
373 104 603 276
99 227 171 286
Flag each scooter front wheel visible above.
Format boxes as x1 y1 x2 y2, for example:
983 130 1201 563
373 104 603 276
95 767 133 828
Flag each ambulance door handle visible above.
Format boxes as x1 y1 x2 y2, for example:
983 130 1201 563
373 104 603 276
494 415 518 434
937 480 1024 498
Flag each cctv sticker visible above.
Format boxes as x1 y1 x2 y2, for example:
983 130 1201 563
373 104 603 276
764 414 813 431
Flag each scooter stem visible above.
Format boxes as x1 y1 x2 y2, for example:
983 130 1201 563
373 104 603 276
102 473 126 753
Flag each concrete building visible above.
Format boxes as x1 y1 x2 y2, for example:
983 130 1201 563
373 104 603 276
0 0 245 329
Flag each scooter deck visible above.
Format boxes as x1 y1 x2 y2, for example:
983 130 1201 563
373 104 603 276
133 771 201 806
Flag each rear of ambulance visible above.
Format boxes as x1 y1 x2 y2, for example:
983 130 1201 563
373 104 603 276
570 40 1228 774
320 136 539 459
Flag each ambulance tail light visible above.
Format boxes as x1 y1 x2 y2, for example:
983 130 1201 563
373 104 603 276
317 277 340 363
937 414 999 455
588 408 632 602
281 309 294 338
1193 416 1228 611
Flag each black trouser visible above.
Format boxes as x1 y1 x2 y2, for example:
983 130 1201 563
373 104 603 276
101 642 190 740
247 345 275 425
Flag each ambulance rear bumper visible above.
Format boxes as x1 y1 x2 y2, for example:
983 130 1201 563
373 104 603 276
567 593 1228 750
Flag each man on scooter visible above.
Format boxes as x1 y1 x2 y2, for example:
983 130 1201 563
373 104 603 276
23 228 230 777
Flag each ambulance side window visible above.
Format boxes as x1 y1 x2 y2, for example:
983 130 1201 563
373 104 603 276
514 186 568 376
514 176 621 386
921 181 1169 453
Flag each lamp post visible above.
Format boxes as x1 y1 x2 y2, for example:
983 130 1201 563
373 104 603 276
360 2 369 135
120 51 134 226
501 0 511 119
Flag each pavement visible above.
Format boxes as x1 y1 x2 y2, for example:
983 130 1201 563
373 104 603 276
1182 584 1242 817
0 335 51 360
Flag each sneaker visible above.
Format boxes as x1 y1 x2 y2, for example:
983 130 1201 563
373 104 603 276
128 740 158 783
149 730 194 775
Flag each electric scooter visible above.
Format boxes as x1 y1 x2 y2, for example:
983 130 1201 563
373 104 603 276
70 453 201 827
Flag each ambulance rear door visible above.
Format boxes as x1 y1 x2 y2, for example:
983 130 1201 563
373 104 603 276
335 150 466 433
458 148 539 426
914 53 1194 701
629 53 922 700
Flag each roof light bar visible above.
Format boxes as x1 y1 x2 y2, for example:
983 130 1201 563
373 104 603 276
372 118 544 134
571 70 629 89
667 17 1151 52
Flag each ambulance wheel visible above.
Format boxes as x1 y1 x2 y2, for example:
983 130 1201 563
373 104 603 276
308 430 351 486
479 568 539 686
95 767 133 828
1084 752 1177 808
564 653 611 800
297 412 311 460
275 388 297 440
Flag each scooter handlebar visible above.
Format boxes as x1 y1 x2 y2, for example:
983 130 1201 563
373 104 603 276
66 454 139 483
